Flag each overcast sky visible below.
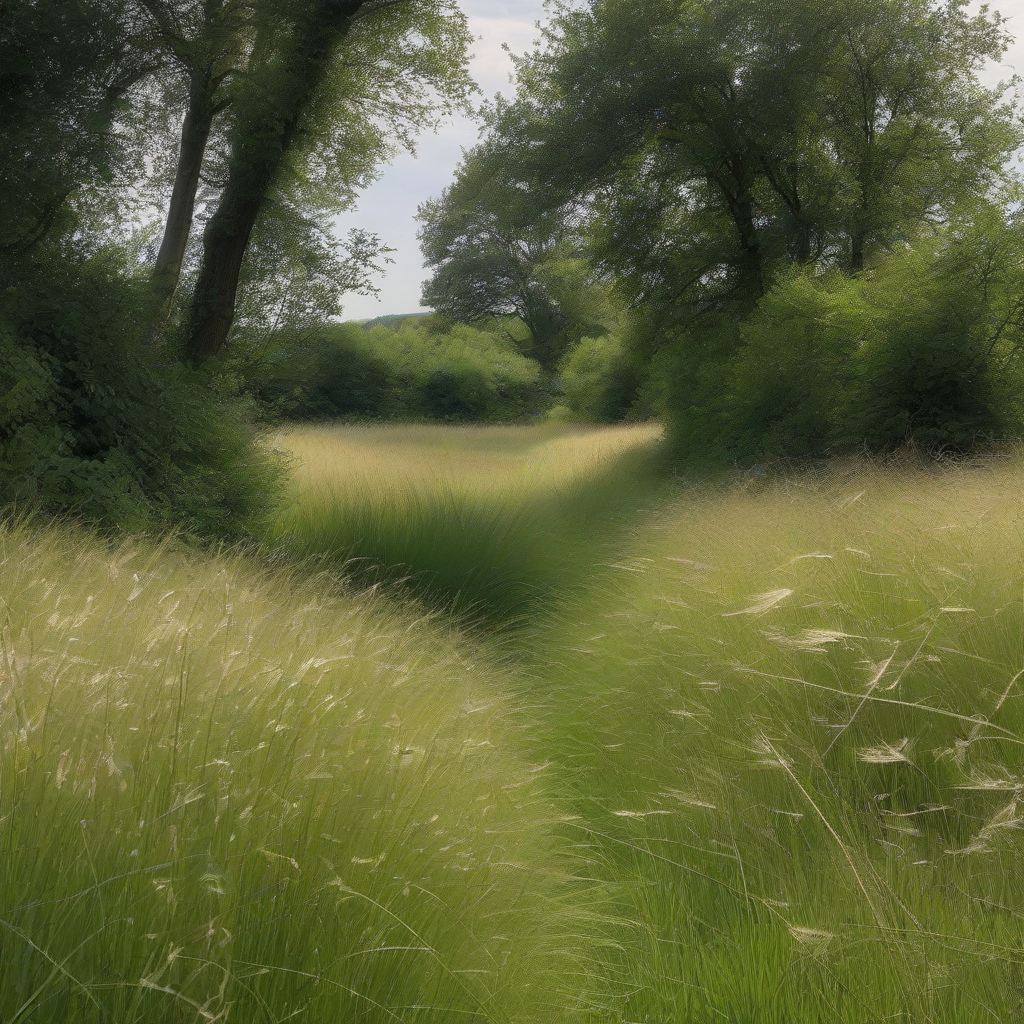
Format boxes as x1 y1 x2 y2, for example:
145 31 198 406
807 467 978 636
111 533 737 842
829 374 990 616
336 0 1024 320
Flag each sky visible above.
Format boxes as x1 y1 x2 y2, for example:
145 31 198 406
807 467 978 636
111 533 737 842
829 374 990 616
335 0 547 319
337 0 1024 320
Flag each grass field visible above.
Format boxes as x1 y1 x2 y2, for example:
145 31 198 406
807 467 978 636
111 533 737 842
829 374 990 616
4 425 1024 1022
273 423 666 623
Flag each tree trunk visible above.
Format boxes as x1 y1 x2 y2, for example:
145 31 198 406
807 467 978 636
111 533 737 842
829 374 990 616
184 0 369 366
732 194 764 305
850 226 866 273
150 71 218 318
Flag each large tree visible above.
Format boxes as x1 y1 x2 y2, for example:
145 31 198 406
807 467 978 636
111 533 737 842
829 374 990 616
470 0 1019 324
139 0 251 316
183 0 471 365
418 138 612 369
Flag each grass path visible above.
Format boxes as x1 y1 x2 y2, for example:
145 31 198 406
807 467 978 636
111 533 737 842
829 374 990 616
277 426 1024 1020
273 423 668 625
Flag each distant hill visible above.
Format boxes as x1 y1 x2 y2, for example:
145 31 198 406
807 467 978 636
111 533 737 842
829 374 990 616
358 312 430 330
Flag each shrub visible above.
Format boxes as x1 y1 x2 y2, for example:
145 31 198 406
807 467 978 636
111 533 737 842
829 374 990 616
854 299 998 450
559 332 650 423
417 364 490 420
850 228 1024 451
0 247 282 537
253 318 547 422
726 270 874 459
660 314 743 467
664 217 1024 465
251 324 399 420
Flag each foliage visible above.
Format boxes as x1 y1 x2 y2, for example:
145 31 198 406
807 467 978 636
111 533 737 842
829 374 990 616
506 0 1019 312
183 0 474 362
228 206 388 360
418 142 616 369
698 218 1024 462
0 247 281 537
851 219 1024 450
442 0 1023 457
0 0 161 254
250 318 548 423
0 0 478 533
724 271 875 459
558 333 648 423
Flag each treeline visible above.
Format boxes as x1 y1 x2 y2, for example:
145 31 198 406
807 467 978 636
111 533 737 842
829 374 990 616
6 0 1024 539
417 0 1024 460
0 0 471 534
250 316 549 422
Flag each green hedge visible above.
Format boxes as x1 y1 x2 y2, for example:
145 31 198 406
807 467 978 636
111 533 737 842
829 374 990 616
664 218 1024 463
0 248 282 537
250 317 549 422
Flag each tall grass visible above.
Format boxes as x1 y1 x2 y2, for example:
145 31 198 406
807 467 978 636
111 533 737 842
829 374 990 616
272 423 666 623
518 456 1024 1022
8 424 1024 1022
0 522 604 1023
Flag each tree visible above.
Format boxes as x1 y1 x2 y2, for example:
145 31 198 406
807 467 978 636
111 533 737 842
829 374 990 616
820 0 1019 272
419 135 614 369
139 0 251 316
0 0 160 256
494 0 1018 320
184 0 472 365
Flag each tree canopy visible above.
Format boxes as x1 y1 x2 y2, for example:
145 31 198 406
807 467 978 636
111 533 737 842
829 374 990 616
418 138 614 369
414 0 1024 451
0 0 474 532
433 0 1019 324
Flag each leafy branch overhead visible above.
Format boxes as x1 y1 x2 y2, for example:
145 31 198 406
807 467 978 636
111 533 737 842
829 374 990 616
0 0 472 532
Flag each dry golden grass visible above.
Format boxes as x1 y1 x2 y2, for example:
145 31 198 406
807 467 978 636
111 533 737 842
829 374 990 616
279 421 663 495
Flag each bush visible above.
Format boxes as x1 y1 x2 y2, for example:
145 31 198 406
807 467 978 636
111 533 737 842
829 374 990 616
559 332 650 423
660 314 743 467
726 270 873 459
0 247 282 537
854 301 997 450
250 324 399 420
664 218 1024 464
252 317 548 422
850 231 1021 451
418 364 490 420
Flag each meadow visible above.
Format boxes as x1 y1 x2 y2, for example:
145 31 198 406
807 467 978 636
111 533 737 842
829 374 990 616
4 424 1024 1022
273 423 666 622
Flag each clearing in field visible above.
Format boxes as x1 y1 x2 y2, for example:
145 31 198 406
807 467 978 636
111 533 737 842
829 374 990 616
4 426 1024 1022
